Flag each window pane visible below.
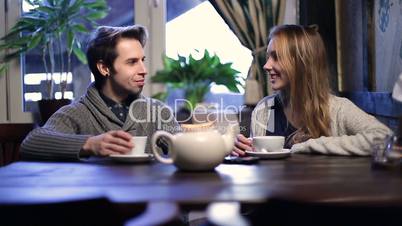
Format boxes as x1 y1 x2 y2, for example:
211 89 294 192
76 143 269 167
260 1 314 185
166 1 252 107
166 1 252 92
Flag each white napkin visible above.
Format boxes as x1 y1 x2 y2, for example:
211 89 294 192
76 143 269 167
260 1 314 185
392 73 402 102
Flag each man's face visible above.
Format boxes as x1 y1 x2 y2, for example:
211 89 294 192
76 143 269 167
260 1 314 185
109 38 147 96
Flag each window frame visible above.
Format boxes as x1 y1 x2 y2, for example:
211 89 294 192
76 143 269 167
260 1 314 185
135 0 166 98
1 0 33 123
0 0 7 122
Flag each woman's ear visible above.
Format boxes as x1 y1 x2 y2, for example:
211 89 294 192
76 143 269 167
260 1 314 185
96 61 110 77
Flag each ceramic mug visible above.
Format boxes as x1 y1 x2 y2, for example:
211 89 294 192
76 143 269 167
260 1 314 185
253 136 285 152
127 136 147 156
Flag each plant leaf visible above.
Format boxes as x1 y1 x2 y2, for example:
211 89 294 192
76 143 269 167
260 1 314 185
68 0 85 13
71 24 88 33
36 6 54 13
83 0 108 9
27 34 42 50
0 63 8 75
72 45 87 64
85 11 108 20
151 50 242 106
67 30 74 52
4 48 28 61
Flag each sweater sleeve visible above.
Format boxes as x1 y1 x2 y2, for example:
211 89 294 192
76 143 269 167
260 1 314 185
20 106 92 161
291 98 392 156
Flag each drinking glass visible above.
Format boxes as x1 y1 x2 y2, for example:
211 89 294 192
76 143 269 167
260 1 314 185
372 135 402 167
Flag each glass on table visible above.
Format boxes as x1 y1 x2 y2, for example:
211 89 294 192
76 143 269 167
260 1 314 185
372 135 402 168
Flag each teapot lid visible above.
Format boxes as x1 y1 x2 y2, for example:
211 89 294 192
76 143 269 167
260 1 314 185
180 121 215 133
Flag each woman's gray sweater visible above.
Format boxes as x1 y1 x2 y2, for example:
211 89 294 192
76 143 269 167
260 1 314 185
251 95 392 155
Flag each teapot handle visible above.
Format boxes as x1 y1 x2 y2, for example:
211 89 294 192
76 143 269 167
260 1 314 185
152 131 175 164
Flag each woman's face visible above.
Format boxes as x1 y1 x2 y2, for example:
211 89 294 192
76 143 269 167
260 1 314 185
263 38 290 91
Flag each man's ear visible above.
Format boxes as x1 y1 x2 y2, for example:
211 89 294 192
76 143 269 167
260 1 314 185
96 61 110 77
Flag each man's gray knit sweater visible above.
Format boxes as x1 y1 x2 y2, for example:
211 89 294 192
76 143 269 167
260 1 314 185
251 95 392 155
21 84 180 161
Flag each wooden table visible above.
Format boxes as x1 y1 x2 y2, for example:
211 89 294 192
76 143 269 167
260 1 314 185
1 154 402 225
0 154 401 207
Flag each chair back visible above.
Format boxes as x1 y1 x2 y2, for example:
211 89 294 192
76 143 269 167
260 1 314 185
0 123 34 166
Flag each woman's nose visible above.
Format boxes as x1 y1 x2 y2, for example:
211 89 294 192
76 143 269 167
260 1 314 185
263 58 273 71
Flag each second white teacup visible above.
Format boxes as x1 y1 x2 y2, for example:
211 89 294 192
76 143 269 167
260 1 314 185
253 136 285 152
127 136 148 156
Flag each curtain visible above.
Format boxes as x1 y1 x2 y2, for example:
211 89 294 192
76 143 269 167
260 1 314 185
209 0 283 103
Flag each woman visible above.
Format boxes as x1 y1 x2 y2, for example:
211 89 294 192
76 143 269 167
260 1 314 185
233 24 391 156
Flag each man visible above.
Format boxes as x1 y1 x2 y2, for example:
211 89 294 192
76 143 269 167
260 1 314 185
21 25 180 160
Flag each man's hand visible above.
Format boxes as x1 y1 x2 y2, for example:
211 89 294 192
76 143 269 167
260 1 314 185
231 134 252 156
81 130 134 157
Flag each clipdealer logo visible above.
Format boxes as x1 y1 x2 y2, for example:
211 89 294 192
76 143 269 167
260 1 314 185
128 98 253 131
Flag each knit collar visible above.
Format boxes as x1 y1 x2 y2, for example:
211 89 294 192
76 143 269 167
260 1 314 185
79 83 148 133
98 90 136 109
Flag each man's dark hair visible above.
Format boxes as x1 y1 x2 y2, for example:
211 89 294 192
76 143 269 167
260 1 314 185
86 25 148 88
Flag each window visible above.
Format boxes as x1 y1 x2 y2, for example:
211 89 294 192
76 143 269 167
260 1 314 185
1 0 155 123
166 1 252 94
165 1 252 108
22 0 135 113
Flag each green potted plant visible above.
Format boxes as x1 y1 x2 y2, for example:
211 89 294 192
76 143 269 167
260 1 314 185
0 0 109 122
152 50 243 118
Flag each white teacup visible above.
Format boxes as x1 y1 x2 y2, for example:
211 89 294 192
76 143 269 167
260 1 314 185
127 136 148 156
253 136 285 152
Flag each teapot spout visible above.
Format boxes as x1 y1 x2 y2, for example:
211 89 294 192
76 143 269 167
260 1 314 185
222 123 240 155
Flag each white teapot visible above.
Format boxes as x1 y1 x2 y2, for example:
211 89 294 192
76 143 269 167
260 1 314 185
151 123 239 171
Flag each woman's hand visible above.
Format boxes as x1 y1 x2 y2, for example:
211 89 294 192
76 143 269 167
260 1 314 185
231 134 252 156
81 130 134 157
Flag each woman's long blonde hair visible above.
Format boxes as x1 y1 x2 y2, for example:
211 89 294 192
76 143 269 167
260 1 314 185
268 24 331 138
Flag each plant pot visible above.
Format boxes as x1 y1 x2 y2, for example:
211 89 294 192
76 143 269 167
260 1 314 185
38 99 72 125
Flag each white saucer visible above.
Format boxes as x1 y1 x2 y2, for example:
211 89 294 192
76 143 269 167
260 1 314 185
109 154 153 163
245 149 291 159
